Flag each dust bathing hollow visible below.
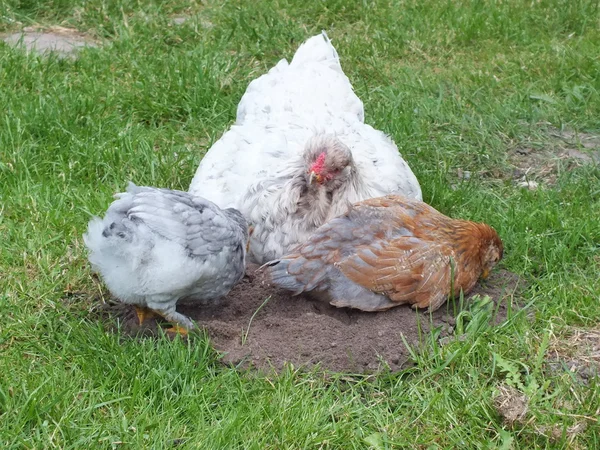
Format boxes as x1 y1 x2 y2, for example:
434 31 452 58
106 265 522 373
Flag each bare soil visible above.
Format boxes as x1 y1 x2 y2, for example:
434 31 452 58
468 127 600 189
101 266 522 374
547 325 600 384
494 384 529 426
2 26 97 58
508 128 600 187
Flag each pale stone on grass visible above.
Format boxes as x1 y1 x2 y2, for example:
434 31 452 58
171 16 188 25
2 26 97 58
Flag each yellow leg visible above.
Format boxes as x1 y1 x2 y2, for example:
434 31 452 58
134 305 156 325
165 324 189 336
149 308 193 335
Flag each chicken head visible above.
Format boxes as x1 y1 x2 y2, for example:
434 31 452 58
304 135 355 191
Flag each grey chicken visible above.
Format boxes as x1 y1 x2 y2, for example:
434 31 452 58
263 195 503 312
84 183 248 333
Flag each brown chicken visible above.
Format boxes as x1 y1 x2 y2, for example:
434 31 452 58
263 195 503 312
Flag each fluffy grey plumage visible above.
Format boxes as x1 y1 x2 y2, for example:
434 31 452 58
83 183 248 331
189 33 422 265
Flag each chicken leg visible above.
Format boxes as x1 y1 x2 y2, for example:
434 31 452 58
134 305 156 325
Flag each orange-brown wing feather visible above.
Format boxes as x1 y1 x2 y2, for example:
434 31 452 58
266 194 459 310
337 237 456 311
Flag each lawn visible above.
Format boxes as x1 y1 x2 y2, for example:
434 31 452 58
1 0 599 448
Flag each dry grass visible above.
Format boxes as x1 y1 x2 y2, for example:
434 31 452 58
494 384 529 426
548 325 600 377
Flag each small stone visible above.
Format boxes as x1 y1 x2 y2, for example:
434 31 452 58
517 180 539 190
456 168 471 180
171 16 188 25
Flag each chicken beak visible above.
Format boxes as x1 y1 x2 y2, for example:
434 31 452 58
308 171 322 185
482 268 490 280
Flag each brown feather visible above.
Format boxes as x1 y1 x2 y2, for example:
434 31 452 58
265 194 503 312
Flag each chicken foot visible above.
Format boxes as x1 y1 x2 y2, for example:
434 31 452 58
134 304 194 335
152 307 195 335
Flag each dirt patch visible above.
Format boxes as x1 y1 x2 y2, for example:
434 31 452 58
535 422 588 444
100 267 522 373
476 127 600 188
509 129 600 187
1 26 97 58
169 13 214 29
494 384 590 445
547 325 600 384
494 384 529 426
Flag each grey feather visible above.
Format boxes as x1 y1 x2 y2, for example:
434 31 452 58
83 183 248 330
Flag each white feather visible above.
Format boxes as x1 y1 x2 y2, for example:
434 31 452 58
189 32 422 264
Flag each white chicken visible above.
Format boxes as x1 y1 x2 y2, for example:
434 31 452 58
84 183 248 333
189 32 422 264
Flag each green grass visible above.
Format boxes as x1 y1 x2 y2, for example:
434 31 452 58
1 0 600 447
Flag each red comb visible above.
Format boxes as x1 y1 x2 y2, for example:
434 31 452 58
310 152 326 174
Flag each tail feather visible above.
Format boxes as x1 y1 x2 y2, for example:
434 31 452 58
262 259 306 295
290 31 340 71
262 256 329 295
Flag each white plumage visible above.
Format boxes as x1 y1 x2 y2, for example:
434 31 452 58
84 183 248 331
189 32 422 264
